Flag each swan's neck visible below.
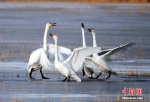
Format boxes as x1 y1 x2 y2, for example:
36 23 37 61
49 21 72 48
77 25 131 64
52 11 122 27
92 32 97 47
43 26 49 51
54 38 59 63
92 31 98 57
81 27 86 47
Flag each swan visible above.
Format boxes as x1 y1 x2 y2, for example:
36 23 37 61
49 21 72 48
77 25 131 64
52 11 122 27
80 23 98 78
80 23 111 78
83 28 135 79
27 22 56 79
80 23 113 79
50 33 102 82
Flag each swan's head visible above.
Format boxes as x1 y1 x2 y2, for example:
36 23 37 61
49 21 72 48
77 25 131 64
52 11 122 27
88 28 95 32
49 33 58 40
81 23 84 28
46 22 56 28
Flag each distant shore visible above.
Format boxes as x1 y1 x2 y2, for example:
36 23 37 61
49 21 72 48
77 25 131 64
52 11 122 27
0 0 149 3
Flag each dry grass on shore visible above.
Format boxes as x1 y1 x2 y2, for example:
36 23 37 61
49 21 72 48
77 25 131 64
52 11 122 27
0 41 36 62
126 70 150 77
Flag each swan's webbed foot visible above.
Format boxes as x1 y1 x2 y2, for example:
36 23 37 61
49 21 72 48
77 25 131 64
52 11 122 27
82 68 85 76
30 75 35 79
30 68 35 79
106 71 111 79
63 77 67 82
95 72 102 79
88 76 94 79
42 76 49 79
40 69 49 79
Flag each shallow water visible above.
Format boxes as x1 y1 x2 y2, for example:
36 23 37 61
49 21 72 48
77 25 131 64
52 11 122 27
0 2 150 102
0 68 150 102
0 65 150 102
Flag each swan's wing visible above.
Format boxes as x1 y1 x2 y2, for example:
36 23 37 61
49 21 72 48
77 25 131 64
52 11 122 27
47 44 72 59
90 49 111 57
98 49 111 56
65 47 101 72
47 44 72 55
27 48 42 70
58 53 70 62
101 42 135 61
39 49 55 69
47 44 56 58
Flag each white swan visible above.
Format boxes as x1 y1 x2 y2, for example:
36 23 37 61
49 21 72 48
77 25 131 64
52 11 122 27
50 33 101 82
80 23 109 78
27 22 56 79
80 23 98 78
83 28 135 79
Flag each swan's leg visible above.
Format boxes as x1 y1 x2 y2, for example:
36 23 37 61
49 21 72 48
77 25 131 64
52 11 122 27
95 70 102 79
63 77 67 82
95 72 102 79
82 67 85 76
106 71 111 79
90 68 94 78
67 76 70 82
30 68 34 79
89 75 94 79
40 69 49 79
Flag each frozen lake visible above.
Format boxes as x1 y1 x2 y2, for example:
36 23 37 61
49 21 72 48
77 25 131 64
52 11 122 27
0 2 150 102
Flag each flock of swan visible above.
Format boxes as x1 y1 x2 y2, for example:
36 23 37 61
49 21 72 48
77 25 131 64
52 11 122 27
27 22 135 82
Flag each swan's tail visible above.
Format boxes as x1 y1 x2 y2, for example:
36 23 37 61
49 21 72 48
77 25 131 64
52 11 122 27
103 69 118 76
111 71 118 76
26 62 34 76
27 57 32 69
26 68 32 76
27 63 31 70
26 61 31 76
71 74 81 82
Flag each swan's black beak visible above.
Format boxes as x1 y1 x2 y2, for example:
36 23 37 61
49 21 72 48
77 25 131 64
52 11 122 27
53 23 56 26
81 23 84 28
50 23 56 26
88 29 91 32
